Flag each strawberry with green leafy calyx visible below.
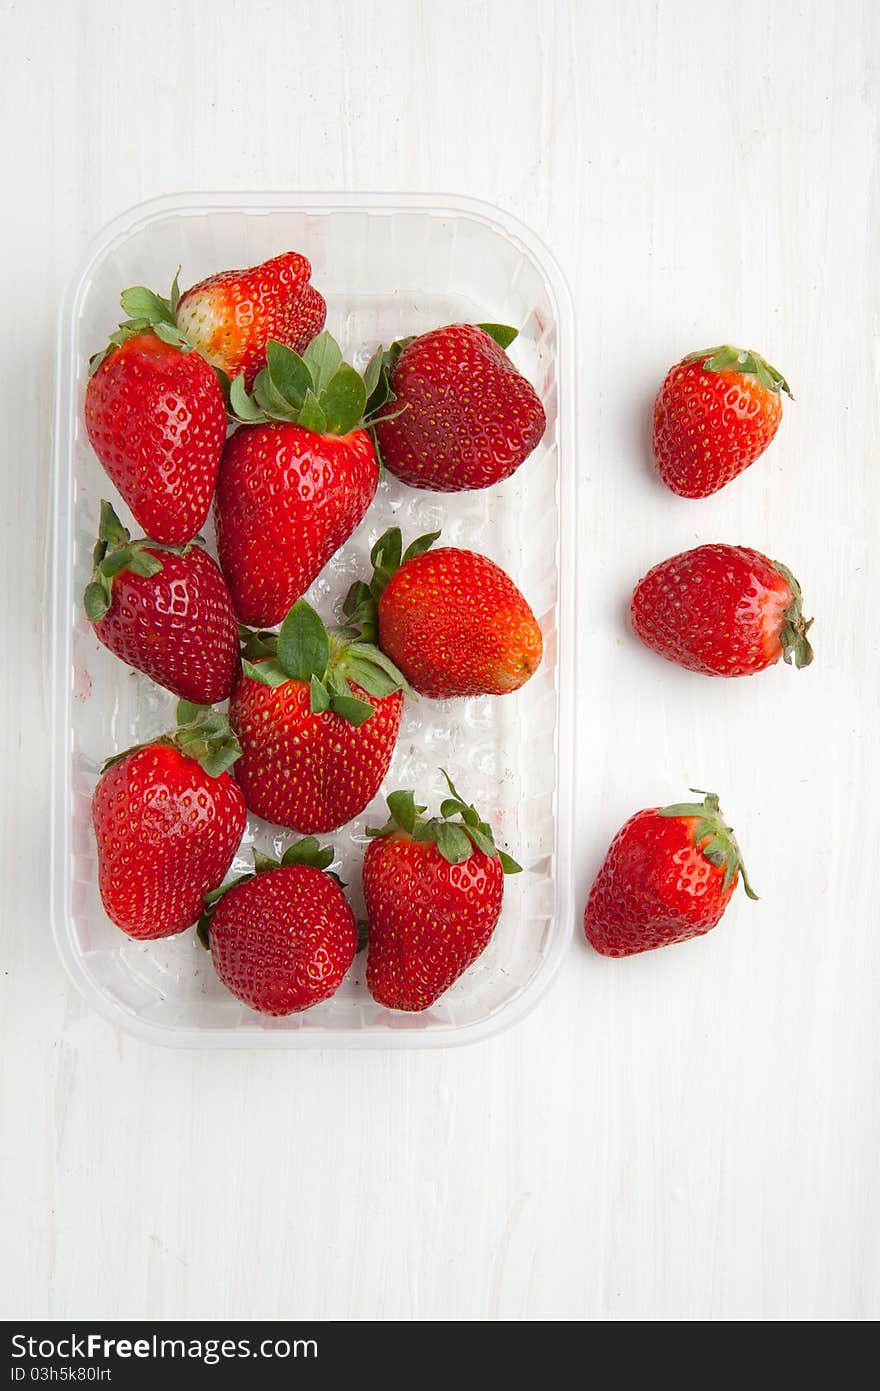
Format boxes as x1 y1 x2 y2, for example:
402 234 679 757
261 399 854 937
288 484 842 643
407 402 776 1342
229 598 409 833
197 839 357 1017
362 771 522 1011
215 333 392 629
92 702 246 941
84 500 240 704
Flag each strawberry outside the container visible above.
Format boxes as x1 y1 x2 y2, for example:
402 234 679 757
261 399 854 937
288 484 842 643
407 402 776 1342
652 345 792 497
363 773 522 1012
175 250 326 388
85 277 227 544
92 704 246 941
371 322 546 491
230 598 411 834
215 334 388 628
584 791 756 958
83 500 240 704
198 840 357 1017
344 527 543 698
631 544 813 677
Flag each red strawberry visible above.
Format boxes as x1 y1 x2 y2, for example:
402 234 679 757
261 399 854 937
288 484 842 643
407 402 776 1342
371 323 546 491
584 791 756 958
652 346 792 497
363 774 521 1011
83 500 240 704
216 335 380 627
631 544 813 677
92 706 246 940
201 840 356 1016
85 327 227 544
344 527 543 698
176 251 326 388
230 599 409 833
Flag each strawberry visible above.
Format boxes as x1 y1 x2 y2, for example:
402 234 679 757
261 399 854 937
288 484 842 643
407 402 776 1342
176 251 326 388
631 544 813 677
584 791 756 958
85 277 227 544
199 840 356 1016
92 704 246 941
652 345 792 497
216 334 383 627
83 500 240 704
344 527 543 698
371 323 546 491
363 773 521 1011
230 598 409 833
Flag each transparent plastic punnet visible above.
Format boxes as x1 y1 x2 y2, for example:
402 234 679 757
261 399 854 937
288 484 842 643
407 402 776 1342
51 192 575 1048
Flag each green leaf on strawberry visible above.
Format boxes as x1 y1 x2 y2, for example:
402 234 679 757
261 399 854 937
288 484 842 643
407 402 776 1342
368 768 522 872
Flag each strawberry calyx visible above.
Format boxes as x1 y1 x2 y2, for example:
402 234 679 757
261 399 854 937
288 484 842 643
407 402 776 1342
682 345 793 398
239 598 412 727
196 838 342 947
226 331 397 437
100 700 242 781
342 526 441 642
88 271 194 375
83 499 202 622
771 561 814 669
367 770 522 873
658 789 757 900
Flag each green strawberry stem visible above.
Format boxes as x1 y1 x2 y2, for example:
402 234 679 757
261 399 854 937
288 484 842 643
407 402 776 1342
367 769 522 873
658 789 757 899
239 597 413 726
196 839 342 947
772 561 814 669
100 701 241 781
226 332 399 437
83 499 201 622
88 271 194 375
342 526 441 642
683 345 792 398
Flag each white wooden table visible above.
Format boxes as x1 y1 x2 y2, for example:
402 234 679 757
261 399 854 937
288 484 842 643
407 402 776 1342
2 0 877 1321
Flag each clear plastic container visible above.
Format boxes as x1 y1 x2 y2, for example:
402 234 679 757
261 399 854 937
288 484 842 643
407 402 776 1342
50 192 576 1048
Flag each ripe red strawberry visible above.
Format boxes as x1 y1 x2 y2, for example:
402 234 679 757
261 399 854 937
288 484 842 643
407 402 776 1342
175 251 326 388
230 599 409 833
92 705 246 941
363 774 521 1011
631 544 813 676
216 335 381 627
584 791 756 958
652 345 792 497
85 327 227 544
371 323 546 491
200 840 356 1016
83 500 240 704
344 527 543 697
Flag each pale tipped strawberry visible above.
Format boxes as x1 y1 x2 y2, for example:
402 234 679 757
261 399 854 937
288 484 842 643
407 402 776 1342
92 703 246 941
119 252 325 390
85 276 227 544
584 790 756 958
83 501 240 704
652 345 792 497
631 544 813 677
199 840 356 1017
215 334 390 628
371 323 546 491
344 527 543 698
363 772 522 1012
229 598 410 834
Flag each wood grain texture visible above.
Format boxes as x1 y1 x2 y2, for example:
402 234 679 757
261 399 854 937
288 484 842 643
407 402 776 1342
1 0 878 1320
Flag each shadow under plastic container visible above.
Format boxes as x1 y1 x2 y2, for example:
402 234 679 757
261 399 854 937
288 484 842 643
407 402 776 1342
51 192 576 1047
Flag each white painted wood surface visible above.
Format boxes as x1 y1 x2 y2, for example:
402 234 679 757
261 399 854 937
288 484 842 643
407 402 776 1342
2 0 878 1321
